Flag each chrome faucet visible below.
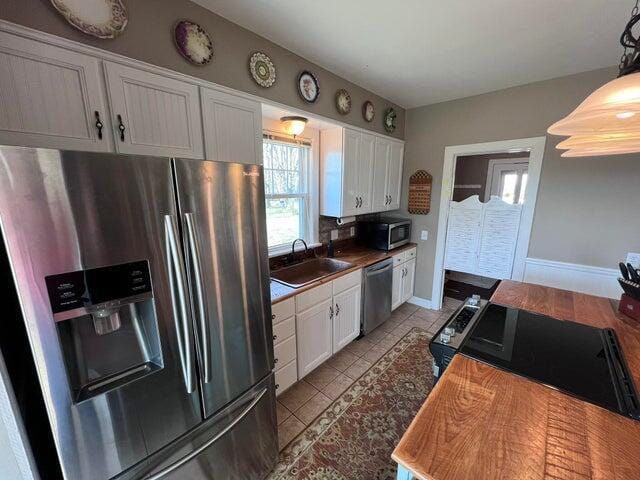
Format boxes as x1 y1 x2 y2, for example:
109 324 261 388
288 238 309 263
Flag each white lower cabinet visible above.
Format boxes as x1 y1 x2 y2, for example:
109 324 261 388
392 248 417 310
296 270 362 378
271 297 298 396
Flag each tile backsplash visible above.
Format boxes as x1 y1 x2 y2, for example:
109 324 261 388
318 213 380 244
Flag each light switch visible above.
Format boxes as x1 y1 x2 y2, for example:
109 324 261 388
420 230 429 241
330 229 339 241
627 252 640 269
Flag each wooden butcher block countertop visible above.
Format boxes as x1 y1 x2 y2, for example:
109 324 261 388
270 243 417 304
392 280 640 480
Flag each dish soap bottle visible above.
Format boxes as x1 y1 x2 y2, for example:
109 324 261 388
327 239 335 258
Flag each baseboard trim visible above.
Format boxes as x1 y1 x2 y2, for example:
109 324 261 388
407 296 437 310
523 257 621 299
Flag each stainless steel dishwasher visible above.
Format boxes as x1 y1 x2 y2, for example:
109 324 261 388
361 258 394 335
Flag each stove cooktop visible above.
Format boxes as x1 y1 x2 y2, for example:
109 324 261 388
459 303 640 420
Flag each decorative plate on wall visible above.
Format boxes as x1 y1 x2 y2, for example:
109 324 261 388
298 71 320 103
249 52 276 88
174 20 214 66
383 107 397 133
50 0 128 39
335 89 352 115
362 100 375 122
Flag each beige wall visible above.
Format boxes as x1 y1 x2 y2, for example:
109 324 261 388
401 66 640 301
0 0 404 138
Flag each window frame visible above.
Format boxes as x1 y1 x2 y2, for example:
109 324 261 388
262 132 316 256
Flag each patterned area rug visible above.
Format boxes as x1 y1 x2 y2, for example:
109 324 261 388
268 328 434 480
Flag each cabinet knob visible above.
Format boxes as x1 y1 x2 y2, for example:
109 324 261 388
276 384 280 389
271 314 275 320
272 334 277 341
274 358 279 364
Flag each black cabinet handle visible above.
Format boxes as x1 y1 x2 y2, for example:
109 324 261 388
94 111 103 140
336 303 340 315
117 114 126 142
272 334 277 341
329 305 333 319
274 358 279 364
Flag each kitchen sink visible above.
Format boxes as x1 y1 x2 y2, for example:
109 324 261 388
270 258 354 288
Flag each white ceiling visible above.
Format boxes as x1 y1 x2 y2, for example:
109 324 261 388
193 0 630 108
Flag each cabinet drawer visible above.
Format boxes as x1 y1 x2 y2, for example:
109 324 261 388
274 335 296 368
271 297 294 324
273 316 295 346
392 253 405 266
332 269 362 295
405 247 417 261
275 359 297 396
296 282 332 313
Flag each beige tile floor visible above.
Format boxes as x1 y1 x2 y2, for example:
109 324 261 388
275 298 463 450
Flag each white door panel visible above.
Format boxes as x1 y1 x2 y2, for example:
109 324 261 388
392 265 403 310
104 62 203 158
296 298 332 378
387 142 404 210
357 133 375 213
201 87 262 164
0 31 112 151
372 137 390 211
332 285 361 353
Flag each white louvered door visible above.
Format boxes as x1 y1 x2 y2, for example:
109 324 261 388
104 62 203 158
0 31 112 152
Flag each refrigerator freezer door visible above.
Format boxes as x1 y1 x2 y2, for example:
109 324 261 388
0 147 202 479
173 158 273 418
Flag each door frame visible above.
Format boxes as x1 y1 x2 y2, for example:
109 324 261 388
431 136 546 310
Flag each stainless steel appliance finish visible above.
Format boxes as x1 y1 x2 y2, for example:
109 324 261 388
0 147 277 480
270 258 354 288
173 158 273 418
357 217 411 251
361 258 393 335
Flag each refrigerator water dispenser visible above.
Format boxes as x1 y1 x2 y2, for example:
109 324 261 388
45 261 163 402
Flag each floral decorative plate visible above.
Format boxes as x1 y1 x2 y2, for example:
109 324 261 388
335 89 352 115
362 100 375 122
298 71 320 103
383 107 397 133
50 0 128 39
249 52 276 88
174 20 214 66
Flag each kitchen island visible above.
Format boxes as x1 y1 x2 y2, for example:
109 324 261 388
392 280 640 480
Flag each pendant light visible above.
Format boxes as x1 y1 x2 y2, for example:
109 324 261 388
549 1 640 156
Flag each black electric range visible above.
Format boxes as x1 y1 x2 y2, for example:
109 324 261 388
430 301 640 420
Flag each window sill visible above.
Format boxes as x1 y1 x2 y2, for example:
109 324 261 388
268 242 322 259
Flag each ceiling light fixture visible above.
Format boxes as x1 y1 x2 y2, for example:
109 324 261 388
548 0 640 156
280 116 308 137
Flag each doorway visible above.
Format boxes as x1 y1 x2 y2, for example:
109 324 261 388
431 137 546 311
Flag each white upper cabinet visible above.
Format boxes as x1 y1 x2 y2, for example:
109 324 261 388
0 31 112 152
372 136 405 212
200 87 262 164
320 127 378 217
387 141 404 210
103 62 204 158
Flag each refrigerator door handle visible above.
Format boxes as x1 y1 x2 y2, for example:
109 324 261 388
183 212 212 384
164 215 197 394
145 387 268 480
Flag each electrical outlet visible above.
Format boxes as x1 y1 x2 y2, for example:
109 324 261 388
420 230 429 241
350 226 356 237
627 252 640 269
330 229 339 241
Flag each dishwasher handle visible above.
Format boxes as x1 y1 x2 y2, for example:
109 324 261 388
365 259 393 277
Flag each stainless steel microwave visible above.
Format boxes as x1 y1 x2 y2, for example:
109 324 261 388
358 217 412 251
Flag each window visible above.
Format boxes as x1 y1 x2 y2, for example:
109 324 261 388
263 137 311 251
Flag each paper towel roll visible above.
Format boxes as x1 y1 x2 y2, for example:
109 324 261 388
336 216 356 226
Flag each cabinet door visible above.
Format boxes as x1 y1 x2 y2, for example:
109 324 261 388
392 265 404 310
387 141 404 211
333 284 361 353
104 62 203 158
402 259 416 303
296 298 333 378
357 132 375 213
341 128 360 217
372 137 390 212
0 31 112 152
201 87 262 164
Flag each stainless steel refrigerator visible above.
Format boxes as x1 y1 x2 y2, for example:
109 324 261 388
0 146 277 479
